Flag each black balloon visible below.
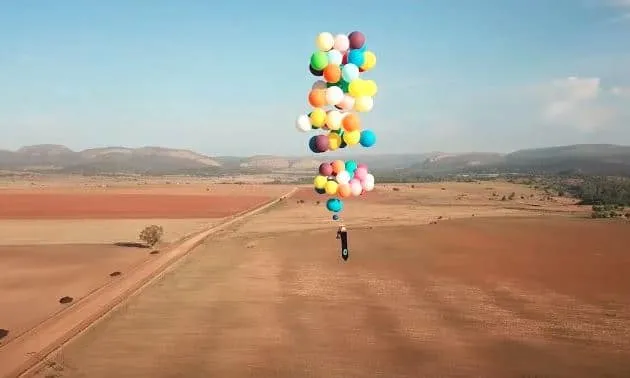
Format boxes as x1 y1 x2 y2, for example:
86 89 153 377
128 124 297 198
309 64 323 76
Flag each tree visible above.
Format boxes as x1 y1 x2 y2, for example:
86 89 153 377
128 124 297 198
139 225 164 247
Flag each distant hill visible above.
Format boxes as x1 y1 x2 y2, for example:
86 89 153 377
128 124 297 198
1 143 630 176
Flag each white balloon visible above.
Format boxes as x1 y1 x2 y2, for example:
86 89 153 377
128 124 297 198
327 49 343 65
326 110 343 131
311 80 327 90
341 64 359 82
365 173 375 183
295 114 312 132
350 180 363 196
325 86 344 106
354 96 374 112
365 180 375 191
336 170 351 185
334 34 350 52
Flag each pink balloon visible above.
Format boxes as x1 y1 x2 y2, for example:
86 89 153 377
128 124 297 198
354 167 368 180
337 95 355 111
350 180 363 196
357 163 368 171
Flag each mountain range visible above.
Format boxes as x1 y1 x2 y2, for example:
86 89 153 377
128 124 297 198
1 144 630 176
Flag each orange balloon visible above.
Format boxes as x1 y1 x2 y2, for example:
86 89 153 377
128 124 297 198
337 184 351 198
308 89 327 108
331 160 345 174
342 113 361 132
323 64 341 83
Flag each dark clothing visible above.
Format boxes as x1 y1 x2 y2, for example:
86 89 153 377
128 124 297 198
336 230 349 261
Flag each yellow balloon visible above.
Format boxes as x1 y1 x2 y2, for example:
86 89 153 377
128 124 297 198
309 108 326 128
328 132 342 150
343 130 361 145
354 96 374 112
348 78 365 98
361 51 377 70
325 180 339 195
364 80 378 97
315 32 335 52
314 175 327 189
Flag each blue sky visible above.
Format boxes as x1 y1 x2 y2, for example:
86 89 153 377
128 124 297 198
1 0 629 156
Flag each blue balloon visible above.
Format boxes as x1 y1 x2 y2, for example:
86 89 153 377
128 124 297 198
308 136 318 153
332 214 339 221
347 49 365 67
326 198 344 213
345 160 357 173
360 129 377 147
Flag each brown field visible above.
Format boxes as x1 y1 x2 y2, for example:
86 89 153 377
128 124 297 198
2 178 630 377
0 177 286 372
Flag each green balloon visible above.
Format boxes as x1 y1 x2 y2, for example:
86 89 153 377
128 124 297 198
339 79 350 93
310 51 328 71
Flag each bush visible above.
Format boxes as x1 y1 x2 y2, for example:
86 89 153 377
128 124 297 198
139 225 164 247
508 192 515 200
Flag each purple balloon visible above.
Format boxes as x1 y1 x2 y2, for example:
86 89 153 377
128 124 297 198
319 162 333 176
315 135 329 153
348 31 366 50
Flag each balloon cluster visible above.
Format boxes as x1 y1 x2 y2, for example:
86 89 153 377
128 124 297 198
295 31 378 219
314 160 376 213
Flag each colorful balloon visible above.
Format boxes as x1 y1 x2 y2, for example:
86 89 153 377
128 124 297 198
309 108 326 128
361 51 377 71
343 130 361 145
341 64 360 83
325 179 339 195
323 64 341 83
314 134 329 152
296 114 311 132
334 34 350 52
359 129 376 147
337 184 351 198
331 160 345 174
354 167 368 180
327 49 343 65
325 110 344 130
325 86 344 106
347 49 365 67
326 198 344 212
309 65 323 76
364 80 378 97
349 179 363 196
314 175 327 189
337 95 355 111
336 170 351 185
315 32 335 51
348 31 366 49
345 160 358 173
319 162 333 176
328 132 342 150
354 96 374 112
310 51 328 71
342 113 360 132
308 89 327 108
312 80 327 90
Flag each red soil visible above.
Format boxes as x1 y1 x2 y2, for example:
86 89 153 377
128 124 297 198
0 193 272 219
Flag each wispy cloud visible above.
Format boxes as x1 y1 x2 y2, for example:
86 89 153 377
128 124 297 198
603 0 630 22
537 76 628 132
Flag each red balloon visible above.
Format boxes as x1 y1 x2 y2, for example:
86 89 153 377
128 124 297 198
348 31 366 50
342 52 348 65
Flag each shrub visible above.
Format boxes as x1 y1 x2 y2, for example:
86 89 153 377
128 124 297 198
501 195 507 201
139 225 164 247
508 192 516 200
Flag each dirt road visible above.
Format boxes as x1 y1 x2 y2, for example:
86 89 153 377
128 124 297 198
32 217 630 378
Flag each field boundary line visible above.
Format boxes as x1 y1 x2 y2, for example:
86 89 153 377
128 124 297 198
0 187 297 378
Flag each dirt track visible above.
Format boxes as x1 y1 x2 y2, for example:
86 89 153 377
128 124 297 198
32 217 630 378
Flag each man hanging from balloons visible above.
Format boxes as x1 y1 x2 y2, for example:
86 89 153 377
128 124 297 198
295 30 378 261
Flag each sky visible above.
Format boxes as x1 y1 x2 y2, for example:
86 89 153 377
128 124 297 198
1 0 629 156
